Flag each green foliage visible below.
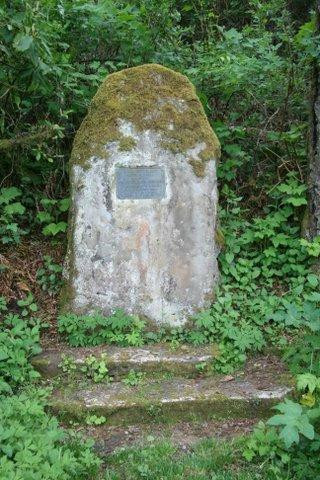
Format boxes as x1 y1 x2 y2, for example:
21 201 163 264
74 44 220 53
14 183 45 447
17 292 38 317
36 255 63 294
58 310 146 347
105 437 260 480
195 362 207 373
1 3 319 478
58 354 77 375
0 296 8 313
297 373 320 396
243 422 287 463
0 313 42 394
81 354 112 383
244 372 320 479
122 370 145 387
0 187 26 244
0 389 101 479
85 414 107 426
37 197 69 237
300 237 320 257
267 400 315 449
282 299 320 377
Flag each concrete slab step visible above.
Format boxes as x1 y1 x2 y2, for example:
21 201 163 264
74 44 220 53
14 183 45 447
50 360 292 426
32 343 217 380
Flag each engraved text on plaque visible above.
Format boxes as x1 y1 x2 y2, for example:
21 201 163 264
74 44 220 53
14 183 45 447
116 166 166 200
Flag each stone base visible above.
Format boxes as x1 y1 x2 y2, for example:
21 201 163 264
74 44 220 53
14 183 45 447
50 374 291 426
32 343 218 380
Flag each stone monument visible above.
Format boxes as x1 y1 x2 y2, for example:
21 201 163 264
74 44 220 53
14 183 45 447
62 64 220 326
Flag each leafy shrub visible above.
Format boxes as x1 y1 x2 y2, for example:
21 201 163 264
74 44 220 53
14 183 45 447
0 389 101 479
85 414 107 426
0 187 26 244
81 354 112 383
279 294 320 376
36 255 63 294
58 309 146 347
36 197 69 237
0 313 42 394
17 292 38 317
122 370 145 387
59 354 77 374
243 374 320 479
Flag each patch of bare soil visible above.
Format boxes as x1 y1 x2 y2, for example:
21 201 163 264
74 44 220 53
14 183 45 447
0 238 65 347
72 418 257 455
242 354 291 388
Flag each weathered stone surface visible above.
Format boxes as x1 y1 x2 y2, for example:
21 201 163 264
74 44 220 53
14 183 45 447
62 63 220 326
50 373 292 426
32 343 218 379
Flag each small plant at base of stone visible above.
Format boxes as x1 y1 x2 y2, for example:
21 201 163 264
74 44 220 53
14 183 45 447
17 293 38 317
58 309 146 347
85 414 107 426
195 362 207 374
122 370 145 387
81 354 112 383
36 255 63 295
59 354 77 374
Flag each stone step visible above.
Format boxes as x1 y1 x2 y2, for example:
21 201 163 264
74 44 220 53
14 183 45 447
50 359 292 426
32 343 218 380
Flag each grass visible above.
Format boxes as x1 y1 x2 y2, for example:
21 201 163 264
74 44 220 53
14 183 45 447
103 437 266 480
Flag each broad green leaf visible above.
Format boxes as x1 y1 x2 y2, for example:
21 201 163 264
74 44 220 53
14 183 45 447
286 197 307 206
42 222 67 236
58 197 70 212
307 274 319 287
279 424 299 448
297 416 314 440
13 33 33 52
0 187 21 205
225 252 234 264
271 399 302 416
297 373 319 394
37 211 53 223
3 202 25 216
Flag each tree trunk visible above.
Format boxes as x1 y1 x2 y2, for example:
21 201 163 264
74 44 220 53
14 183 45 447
309 1 320 239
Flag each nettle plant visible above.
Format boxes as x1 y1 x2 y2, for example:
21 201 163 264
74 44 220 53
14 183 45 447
17 292 38 317
244 373 320 479
0 389 101 479
58 309 146 347
0 309 42 394
0 187 26 244
81 354 112 383
36 255 63 294
36 197 69 237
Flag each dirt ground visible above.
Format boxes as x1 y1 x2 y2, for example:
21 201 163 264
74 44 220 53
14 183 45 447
73 418 257 454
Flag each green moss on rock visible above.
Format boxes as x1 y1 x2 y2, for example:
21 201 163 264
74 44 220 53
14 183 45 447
70 63 220 176
118 135 137 151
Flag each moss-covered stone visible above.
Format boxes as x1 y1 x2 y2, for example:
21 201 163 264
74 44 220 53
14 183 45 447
70 63 220 176
49 373 292 427
32 343 218 380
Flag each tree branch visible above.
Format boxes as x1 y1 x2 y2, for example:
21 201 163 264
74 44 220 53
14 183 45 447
0 127 54 151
